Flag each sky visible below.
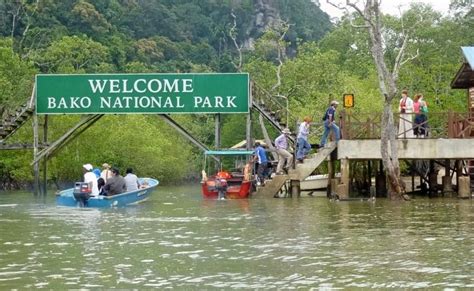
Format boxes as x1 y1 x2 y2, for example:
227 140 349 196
318 0 451 18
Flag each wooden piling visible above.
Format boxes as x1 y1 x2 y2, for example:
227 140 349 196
376 161 387 197
32 112 40 196
338 159 350 199
331 178 340 198
42 115 48 195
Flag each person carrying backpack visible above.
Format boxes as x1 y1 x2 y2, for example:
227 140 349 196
320 100 341 148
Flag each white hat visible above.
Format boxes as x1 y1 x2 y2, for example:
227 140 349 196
331 100 339 105
282 128 291 134
83 164 93 171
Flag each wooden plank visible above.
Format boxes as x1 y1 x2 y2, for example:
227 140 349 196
289 143 336 181
255 174 288 198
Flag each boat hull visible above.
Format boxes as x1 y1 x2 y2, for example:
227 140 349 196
201 180 252 199
56 178 159 208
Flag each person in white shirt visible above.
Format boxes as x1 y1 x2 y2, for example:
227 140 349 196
296 116 312 162
124 168 140 192
274 128 293 174
100 163 113 183
398 89 414 138
83 163 99 196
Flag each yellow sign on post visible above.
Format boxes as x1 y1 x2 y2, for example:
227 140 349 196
343 94 354 108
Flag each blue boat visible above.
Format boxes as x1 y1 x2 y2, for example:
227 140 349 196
56 178 159 208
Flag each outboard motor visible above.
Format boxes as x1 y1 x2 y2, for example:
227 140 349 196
73 182 91 207
215 178 228 200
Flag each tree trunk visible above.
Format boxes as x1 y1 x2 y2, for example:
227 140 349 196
380 102 408 200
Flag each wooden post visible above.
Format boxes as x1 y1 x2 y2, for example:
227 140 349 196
428 160 437 197
42 115 48 195
215 113 221 149
214 113 221 171
442 159 453 197
456 160 462 190
246 82 253 151
246 111 252 150
338 159 350 199
326 151 336 198
367 160 372 187
32 112 40 196
376 160 387 197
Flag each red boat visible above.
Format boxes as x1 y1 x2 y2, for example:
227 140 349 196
201 150 255 199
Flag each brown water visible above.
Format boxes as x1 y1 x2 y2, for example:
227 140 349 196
0 186 473 289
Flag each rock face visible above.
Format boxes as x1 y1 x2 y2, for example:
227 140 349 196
243 0 281 49
254 0 280 32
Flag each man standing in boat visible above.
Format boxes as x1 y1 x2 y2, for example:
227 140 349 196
253 142 268 186
274 128 293 174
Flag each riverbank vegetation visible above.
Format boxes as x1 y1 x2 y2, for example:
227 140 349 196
0 0 472 189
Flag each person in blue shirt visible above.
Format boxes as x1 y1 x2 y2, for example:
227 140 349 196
320 100 341 147
253 142 268 186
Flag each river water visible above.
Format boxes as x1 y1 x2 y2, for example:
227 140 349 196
0 185 473 289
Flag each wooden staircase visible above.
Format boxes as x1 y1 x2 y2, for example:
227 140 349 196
0 103 35 143
251 83 299 143
256 143 337 197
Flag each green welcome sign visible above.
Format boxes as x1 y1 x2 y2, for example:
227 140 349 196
35 73 249 114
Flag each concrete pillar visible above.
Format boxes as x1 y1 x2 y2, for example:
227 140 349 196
442 176 453 197
458 176 471 198
290 180 300 198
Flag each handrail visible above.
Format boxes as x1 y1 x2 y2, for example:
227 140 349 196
340 110 474 139
252 82 326 144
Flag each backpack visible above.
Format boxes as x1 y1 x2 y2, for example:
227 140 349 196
421 100 428 113
322 108 329 121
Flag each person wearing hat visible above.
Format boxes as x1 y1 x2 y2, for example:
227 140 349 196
274 128 293 174
100 163 113 183
83 163 99 196
320 100 341 147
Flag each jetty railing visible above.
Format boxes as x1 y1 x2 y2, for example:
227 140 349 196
340 110 474 140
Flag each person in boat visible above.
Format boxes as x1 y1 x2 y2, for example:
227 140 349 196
253 141 268 186
274 128 293 174
124 168 140 192
92 167 101 178
100 163 113 183
83 163 99 197
97 177 106 195
103 168 126 196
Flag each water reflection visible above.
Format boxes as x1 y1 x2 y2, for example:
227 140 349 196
0 187 473 289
